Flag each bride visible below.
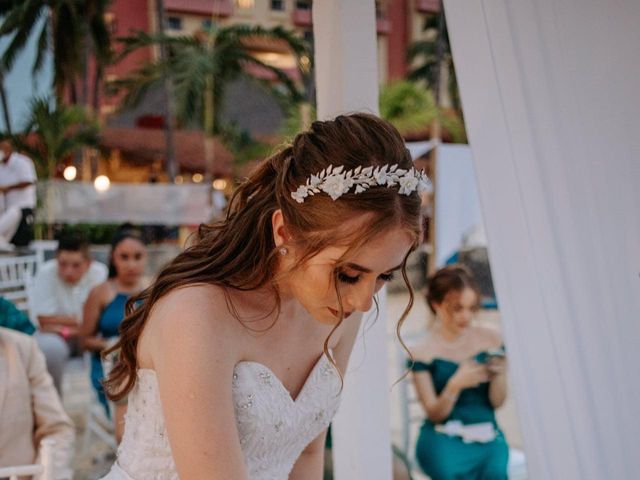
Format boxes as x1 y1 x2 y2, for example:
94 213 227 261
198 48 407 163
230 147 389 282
101 113 428 479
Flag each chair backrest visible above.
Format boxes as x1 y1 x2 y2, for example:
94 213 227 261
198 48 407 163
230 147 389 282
394 333 428 470
0 255 39 318
0 438 54 480
397 369 427 469
0 464 44 480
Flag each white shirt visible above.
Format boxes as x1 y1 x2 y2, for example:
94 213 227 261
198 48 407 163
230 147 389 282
31 259 108 323
0 152 37 209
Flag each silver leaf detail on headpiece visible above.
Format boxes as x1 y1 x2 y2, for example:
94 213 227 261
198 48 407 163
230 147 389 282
291 163 432 203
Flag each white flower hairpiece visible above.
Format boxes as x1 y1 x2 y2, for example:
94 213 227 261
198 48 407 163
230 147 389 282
291 164 432 204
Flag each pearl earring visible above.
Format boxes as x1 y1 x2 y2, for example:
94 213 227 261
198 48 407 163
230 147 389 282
279 246 288 256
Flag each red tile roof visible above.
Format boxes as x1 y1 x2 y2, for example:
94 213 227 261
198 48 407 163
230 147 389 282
165 0 232 16
101 127 233 175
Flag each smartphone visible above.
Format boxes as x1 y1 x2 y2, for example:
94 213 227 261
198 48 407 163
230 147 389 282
474 347 506 364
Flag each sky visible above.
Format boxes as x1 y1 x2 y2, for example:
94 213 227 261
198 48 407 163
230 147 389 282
0 14 53 132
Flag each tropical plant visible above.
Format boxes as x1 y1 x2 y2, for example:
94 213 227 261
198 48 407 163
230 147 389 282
379 80 466 143
220 122 272 170
9 97 100 178
109 24 308 179
0 0 113 104
406 10 461 114
278 100 317 141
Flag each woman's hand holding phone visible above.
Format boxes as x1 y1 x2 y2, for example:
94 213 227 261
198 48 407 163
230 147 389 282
486 352 507 378
450 360 490 390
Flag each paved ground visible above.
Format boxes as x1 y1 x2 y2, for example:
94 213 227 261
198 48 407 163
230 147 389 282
62 291 526 479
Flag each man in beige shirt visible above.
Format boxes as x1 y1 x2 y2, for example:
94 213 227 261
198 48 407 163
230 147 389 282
0 327 75 479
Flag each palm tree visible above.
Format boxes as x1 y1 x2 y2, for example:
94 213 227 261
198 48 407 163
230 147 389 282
110 24 308 180
0 0 113 104
406 9 461 114
0 68 12 133
10 96 99 178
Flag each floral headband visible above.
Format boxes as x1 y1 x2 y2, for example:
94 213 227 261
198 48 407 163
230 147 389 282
291 164 432 203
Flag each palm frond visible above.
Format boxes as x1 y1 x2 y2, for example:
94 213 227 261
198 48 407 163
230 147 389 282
18 96 99 177
89 15 113 64
1 4 42 71
406 40 437 61
116 30 201 60
0 1 32 36
32 19 49 76
237 53 302 102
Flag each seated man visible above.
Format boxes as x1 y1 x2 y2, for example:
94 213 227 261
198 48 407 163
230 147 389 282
0 326 75 479
0 140 37 250
31 233 108 393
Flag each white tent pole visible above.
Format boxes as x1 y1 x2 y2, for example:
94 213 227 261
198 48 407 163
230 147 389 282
313 1 393 479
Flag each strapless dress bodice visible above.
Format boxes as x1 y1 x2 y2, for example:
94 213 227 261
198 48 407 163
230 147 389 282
102 353 340 480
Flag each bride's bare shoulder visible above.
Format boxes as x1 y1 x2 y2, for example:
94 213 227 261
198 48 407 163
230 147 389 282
137 284 241 368
152 284 232 322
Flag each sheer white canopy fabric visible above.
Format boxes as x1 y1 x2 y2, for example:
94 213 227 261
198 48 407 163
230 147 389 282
444 1 640 478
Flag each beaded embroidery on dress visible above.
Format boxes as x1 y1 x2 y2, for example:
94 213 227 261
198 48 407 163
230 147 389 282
101 353 341 480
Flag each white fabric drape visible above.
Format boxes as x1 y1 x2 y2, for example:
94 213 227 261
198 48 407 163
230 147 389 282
444 1 640 478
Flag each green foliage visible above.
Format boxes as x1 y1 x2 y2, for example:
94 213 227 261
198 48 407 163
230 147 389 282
407 11 462 114
278 101 316 141
54 222 121 244
109 25 308 131
0 0 114 100
220 122 272 167
379 80 466 143
380 81 438 133
7 97 100 178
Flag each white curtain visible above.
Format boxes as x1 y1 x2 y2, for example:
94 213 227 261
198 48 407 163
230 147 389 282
444 1 640 478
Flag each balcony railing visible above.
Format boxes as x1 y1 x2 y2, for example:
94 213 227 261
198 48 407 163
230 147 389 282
377 17 390 34
416 0 441 13
292 8 312 26
165 0 232 17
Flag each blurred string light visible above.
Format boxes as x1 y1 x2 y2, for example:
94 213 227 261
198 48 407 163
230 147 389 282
192 173 204 183
63 165 77 181
94 175 111 192
174 175 184 184
212 179 227 190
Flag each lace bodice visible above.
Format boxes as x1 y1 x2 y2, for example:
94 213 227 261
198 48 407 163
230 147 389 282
102 354 341 480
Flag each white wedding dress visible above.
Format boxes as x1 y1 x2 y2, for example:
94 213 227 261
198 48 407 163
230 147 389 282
101 353 341 480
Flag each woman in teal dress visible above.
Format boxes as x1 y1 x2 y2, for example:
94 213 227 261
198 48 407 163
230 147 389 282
80 228 147 441
408 265 509 479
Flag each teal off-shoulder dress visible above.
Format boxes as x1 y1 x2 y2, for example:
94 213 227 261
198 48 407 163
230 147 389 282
408 356 509 480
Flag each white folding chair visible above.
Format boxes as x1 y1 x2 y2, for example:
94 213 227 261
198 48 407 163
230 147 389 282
0 438 55 480
82 345 120 454
0 254 39 320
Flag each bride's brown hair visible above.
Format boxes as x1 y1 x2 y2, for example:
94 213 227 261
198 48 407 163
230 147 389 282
104 113 423 400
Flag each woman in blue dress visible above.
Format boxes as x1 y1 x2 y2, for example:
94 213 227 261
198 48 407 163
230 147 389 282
80 228 147 442
408 265 509 479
